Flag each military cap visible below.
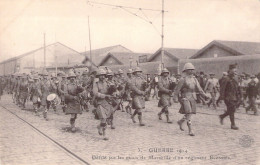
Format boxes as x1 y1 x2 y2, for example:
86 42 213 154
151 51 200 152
67 72 77 78
133 67 142 73
118 69 124 74
228 63 237 70
127 69 133 74
161 68 170 75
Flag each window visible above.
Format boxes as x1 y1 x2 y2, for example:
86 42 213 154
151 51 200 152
214 53 218 58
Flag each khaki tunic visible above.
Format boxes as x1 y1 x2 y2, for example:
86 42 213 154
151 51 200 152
93 80 114 120
129 76 147 109
158 77 172 107
174 75 206 114
64 83 84 114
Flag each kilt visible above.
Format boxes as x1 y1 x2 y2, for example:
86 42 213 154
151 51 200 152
65 100 82 114
132 95 145 109
179 98 196 114
96 103 114 120
19 91 28 101
158 94 171 107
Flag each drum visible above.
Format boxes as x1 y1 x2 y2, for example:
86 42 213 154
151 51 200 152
47 93 61 106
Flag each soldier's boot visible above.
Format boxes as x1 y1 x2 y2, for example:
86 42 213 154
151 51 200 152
111 120 115 129
70 119 76 132
43 109 49 121
219 115 224 125
158 112 162 120
187 120 195 136
230 113 239 130
138 114 145 126
207 100 212 107
131 110 137 123
121 104 125 112
97 124 103 136
102 127 109 140
177 118 185 131
166 115 172 124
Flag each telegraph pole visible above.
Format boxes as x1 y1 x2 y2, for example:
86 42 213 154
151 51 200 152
161 0 165 70
88 16 92 70
44 33 46 69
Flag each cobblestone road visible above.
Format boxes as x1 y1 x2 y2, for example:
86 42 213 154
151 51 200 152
0 94 259 165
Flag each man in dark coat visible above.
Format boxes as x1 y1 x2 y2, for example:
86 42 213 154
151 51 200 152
219 64 241 130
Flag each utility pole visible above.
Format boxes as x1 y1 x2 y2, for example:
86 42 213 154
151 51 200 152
161 0 165 70
44 33 46 69
88 16 92 70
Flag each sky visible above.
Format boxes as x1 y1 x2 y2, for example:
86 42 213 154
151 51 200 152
0 0 260 62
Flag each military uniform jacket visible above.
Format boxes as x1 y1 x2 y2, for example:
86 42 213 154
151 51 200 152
30 82 41 103
204 78 219 93
220 76 241 102
173 75 206 101
129 76 147 109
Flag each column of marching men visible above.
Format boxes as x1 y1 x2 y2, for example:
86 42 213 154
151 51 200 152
0 63 260 140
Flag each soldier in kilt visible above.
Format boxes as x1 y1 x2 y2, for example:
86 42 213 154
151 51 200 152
173 63 209 136
58 73 68 112
39 70 52 120
19 75 29 109
125 69 134 115
30 76 41 115
93 69 117 140
64 72 84 132
129 67 150 126
158 68 175 123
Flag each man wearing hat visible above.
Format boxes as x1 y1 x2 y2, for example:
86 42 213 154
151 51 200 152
30 76 41 115
125 69 134 115
152 73 160 100
49 73 59 113
245 75 258 115
157 68 175 123
93 69 116 140
58 73 68 112
18 75 29 109
129 67 150 126
39 70 52 120
219 64 241 130
216 72 228 106
173 63 209 136
64 71 84 132
115 69 126 112
204 73 219 109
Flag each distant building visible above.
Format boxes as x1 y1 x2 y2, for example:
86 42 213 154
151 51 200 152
0 42 86 75
148 48 198 73
98 52 152 67
190 40 260 59
81 45 133 66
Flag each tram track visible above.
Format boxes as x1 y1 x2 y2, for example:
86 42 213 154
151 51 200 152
0 104 90 165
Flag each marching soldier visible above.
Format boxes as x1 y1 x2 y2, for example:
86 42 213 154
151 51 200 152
79 70 90 112
115 69 126 112
157 68 175 123
58 73 68 112
93 69 116 140
125 69 134 115
204 73 220 109
30 76 41 115
39 70 52 120
50 73 59 113
19 75 29 109
129 67 150 126
152 73 159 100
245 75 258 115
64 72 84 132
219 64 241 130
216 72 228 106
173 63 209 136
